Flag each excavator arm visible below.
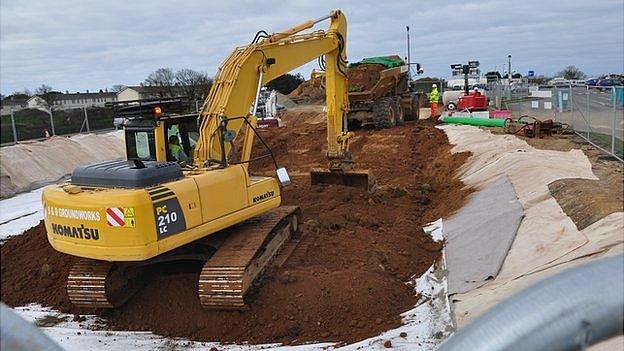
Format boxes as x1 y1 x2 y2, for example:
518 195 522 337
193 10 373 190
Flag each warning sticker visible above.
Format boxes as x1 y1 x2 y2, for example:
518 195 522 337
106 207 136 228
124 207 136 228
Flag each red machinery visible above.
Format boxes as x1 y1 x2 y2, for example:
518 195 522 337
457 90 488 111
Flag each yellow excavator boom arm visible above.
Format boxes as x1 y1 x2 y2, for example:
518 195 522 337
193 10 351 169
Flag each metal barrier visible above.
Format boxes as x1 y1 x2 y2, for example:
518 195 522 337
492 84 623 161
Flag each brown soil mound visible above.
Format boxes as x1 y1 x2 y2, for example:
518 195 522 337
289 63 385 103
1 114 471 345
288 76 325 104
347 64 385 92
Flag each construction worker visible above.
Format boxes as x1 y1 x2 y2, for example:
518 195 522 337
429 84 440 118
168 135 189 163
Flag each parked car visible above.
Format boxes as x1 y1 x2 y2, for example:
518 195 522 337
585 78 600 86
548 77 569 86
571 80 586 87
596 78 623 90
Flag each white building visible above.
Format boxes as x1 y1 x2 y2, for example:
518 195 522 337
0 98 28 115
26 91 117 111
116 86 187 102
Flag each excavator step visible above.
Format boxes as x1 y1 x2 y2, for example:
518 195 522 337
198 206 300 310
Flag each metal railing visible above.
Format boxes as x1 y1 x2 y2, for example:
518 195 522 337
491 84 623 161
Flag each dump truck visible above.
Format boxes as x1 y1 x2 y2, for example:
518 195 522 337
346 55 420 128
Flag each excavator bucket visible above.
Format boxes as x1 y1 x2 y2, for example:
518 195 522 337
310 168 376 193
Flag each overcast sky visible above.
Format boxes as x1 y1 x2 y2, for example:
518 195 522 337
1 0 623 95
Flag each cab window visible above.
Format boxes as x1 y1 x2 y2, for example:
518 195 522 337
165 118 199 163
126 130 156 161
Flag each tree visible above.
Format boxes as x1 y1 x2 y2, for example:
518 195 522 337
6 89 32 100
110 85 126 92
144 68 176 97
266 73 305 95
35 84 60 109
559 65 586 80
512 73 522 79
175 69 213 100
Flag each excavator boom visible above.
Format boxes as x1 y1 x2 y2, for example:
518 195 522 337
193 10 373 191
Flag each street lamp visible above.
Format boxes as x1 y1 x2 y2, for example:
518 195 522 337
507 55 512 82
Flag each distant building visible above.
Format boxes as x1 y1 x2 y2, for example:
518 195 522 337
116 86 187 102
0 97 28 115
24 91 117 111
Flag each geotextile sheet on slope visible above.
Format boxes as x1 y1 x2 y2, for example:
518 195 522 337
0 131 124 198
438 125 623 329
443 176 523 295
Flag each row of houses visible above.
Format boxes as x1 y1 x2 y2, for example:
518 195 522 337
0 86 187 115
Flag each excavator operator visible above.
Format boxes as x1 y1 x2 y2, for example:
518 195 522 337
168 135 190 163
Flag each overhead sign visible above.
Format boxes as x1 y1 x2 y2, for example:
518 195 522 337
528 70 535 77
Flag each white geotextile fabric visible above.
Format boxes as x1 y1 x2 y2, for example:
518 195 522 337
443 176 523 294
0 131 124 198
438 125 623 329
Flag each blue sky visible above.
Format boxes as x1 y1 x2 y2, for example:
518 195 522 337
1 0 622 95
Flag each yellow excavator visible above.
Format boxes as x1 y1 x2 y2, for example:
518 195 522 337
42 10 373 310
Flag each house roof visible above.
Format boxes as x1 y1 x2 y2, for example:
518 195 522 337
121 85 187 95
55 92 116 100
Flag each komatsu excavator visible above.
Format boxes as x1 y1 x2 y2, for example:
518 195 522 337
42 10 373 310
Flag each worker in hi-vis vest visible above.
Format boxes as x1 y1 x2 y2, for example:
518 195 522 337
429 84 440 118
168 135 189 163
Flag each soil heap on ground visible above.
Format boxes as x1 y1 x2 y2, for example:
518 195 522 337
1 109 470 345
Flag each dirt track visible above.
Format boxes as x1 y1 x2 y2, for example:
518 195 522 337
1 106 471 345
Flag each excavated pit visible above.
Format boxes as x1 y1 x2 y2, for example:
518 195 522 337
1 106 471 345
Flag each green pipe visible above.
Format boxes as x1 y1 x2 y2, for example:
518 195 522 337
440 116 506 127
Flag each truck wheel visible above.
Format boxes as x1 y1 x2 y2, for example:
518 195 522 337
407 94 419 121
394 98 404 125
372 97 396 129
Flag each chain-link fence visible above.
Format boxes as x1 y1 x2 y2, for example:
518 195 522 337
491 84 623 161
0 100 208 146
0 106 118 145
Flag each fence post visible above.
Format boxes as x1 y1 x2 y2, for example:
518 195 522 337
10 110 18 143
571 86 575 130
83 106 90 133
48 109 56 136
586 86 590 139
613 86 617 155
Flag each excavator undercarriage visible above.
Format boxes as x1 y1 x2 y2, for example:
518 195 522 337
67 206 301 310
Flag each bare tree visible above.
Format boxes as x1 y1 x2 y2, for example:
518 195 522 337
35 84 60 110
110 84 126 92
175 69 212 99
559 66 586 80
144 68 176 97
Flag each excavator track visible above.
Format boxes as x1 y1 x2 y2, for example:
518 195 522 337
67 259 143 308
198 206 301 310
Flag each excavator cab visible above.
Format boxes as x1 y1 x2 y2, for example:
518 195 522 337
116 98 200 165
